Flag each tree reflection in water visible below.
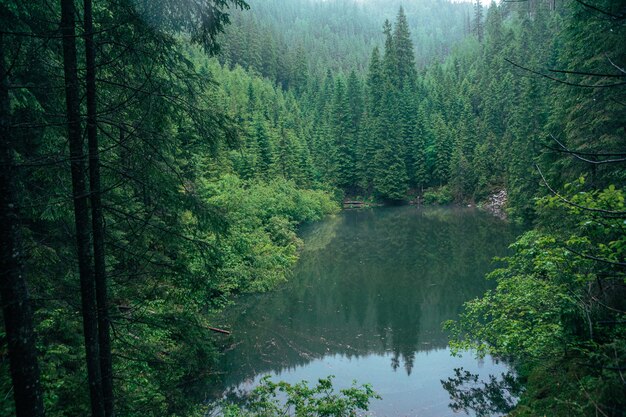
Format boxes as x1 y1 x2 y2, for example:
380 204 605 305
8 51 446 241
207 206 519 415
442 367 523 417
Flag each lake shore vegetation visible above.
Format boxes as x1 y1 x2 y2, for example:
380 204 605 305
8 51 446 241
1 0 623 415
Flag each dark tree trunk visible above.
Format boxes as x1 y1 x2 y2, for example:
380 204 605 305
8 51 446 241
83 1 115 415
0 32 46 417
60 1 105 416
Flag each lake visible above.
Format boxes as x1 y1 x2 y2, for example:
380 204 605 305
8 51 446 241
210 206 518 416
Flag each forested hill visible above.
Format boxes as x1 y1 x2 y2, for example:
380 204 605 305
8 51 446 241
218 0 471 84
215 0 624 215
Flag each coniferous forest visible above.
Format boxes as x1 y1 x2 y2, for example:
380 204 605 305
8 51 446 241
0 0 624 416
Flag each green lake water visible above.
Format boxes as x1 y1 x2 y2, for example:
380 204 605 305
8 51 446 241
211 206 519 416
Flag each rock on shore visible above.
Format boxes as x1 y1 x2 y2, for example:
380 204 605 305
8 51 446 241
482 189 508 220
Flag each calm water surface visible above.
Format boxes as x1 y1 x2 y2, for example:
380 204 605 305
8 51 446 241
211 206 518 416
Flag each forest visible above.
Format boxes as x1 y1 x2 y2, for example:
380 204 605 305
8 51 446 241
0 0 624 416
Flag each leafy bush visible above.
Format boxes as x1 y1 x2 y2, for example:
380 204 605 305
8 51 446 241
423 186 454 205
216 376 380 417
445 183 626 416
203 175 339 293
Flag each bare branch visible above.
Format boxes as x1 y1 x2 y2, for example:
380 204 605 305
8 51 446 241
535 164 626 217
573 0 625 20
547 134 626 164
548 68 625 78
607 56 626 74
505 58 626 88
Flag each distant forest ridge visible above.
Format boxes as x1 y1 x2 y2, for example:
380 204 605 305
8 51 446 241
219 0 472 80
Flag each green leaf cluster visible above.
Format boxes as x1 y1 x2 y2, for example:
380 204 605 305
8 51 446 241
218 376 380 417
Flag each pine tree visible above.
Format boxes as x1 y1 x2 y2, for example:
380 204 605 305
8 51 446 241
373 81 408 200
274 125 299 180
244 18 262 72
308 71 334 182
346 70 364 130
358 47 384 191
473 0 484 42
294 138 315 187
398 85 417 187
246 81 258 120
60 1 105 414
331 78 356 189
393 7 417 89
290 44 309 94
382 20 398 86
0 29 46 417
411 103 429 192
431 114 453 186
366 47 384 118
253 116 274 178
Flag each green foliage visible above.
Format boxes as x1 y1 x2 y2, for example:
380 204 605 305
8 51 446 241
442 368 522 417
218 0 470 84
446 231 574 359
204 175 339 292
3 0 624 415
423 186 454 206
218 376 380 417
0 1 342 415
446 183 626 415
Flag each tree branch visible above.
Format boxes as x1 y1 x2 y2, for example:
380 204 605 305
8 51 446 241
565 246 626 268
546 134 626 164
573 0 625 20
505 58 626 88
535 164 626 217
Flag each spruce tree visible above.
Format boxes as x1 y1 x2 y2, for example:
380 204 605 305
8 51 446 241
473 0 484 42
411 103 429 192
432 114 453 186
331 77 357 189
274 125 299 180
346 70 364 131
358 47 384 191
373 80 408 200
366 47 384 117
0 29 46 417
393 7 417 89
398 85 417 186
253 116 274 179
382 20 398 86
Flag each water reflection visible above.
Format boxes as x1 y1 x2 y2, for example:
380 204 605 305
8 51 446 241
210 206 518 415
442 368 522 417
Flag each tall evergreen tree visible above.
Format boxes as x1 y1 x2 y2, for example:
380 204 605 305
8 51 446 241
398 84 417 186
373 80 408 200
382 20 398 86
411 103 429 192
366 47 384 117
393 6 417 89
331 77 357 189
431 114 453 186
358 47 384 191
473 0 484 42
253 115 274 179
82 1 114 413
60 0 105 414
346 70 364 131
0 29 46 417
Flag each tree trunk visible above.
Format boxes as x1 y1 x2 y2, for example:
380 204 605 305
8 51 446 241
0 32 46 417
83 1 115 415
59 1 105 416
